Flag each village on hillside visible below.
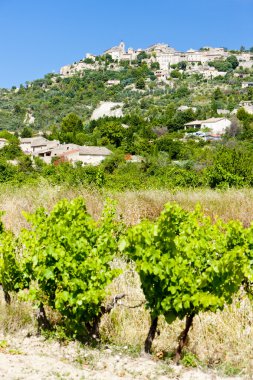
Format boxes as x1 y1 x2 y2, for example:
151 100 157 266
60 41 253 82
19 137 112 165
0 41 253 168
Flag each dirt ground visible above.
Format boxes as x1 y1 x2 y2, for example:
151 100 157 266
0 333 245 380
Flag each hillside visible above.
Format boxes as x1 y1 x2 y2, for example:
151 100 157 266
0 44 252 191
0 44 252 133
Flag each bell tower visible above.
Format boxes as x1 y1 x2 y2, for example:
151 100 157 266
119 41 125 54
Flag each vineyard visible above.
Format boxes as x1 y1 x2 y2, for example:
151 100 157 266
0 193 253 375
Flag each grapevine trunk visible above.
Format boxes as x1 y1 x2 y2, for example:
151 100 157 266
36 303 51 334
4 290 11 305
144 316 158 353
174 313 194 363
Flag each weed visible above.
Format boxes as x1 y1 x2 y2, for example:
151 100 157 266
0 340 8 349
181 352 201 367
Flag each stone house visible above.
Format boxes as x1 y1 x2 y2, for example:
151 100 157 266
78 146 112 165
36 143 112 166
54 146 112 166
20 137 59 154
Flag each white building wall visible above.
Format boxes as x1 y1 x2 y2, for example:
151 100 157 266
156 54 182 69
77 154 108 166
201 119 231 134
32 145 47 153
20 142 32 153
186 53 207 63
60 152 108 166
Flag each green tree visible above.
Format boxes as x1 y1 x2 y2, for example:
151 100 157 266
227 55 239 70
170 70 181 79
150 62 160 70
155 136 182 158
213 87 224 101
59 113 84 144
0 159 17 182
21 127 33 138
13 104 24 114
206 144 253 188
136 78 145 90
61 113 83 134
95 121 126 148
178 61 187 71
137 51 148 63
0 141 22 160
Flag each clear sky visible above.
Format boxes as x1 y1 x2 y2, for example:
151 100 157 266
0 0 252 88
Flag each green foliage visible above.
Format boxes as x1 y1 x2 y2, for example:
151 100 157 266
136 78 145 90
21 127 33 138
94 120 126 147
61 113 83 134
206 144 253 188
0 131 19 143
0 159 18 182
178 61 187 71
137 51 148 63
150 62 160 70
0 141 23 160
167 109 195 131
170 70 181 79
227 55 239 70
212 87 224 101
121 203 247 324
20 197 121 336
0 231 25 296
209 56 238 72
155 137 182 158
57 113 84 144
181 352 200 367
84 58 94 64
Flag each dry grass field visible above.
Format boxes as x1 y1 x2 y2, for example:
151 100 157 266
0 181 253 378
2 180 253 231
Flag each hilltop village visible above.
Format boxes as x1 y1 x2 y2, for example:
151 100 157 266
60 41 253 81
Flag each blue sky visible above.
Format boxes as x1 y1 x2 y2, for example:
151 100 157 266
0 0 252 88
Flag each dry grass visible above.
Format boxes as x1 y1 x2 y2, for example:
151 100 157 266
114 188 253 227
2 182 253 233
0 181 104 234
0 293 34 335
1 182 253 376
100 258 253 377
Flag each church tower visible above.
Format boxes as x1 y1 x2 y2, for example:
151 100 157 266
119 41 125 54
